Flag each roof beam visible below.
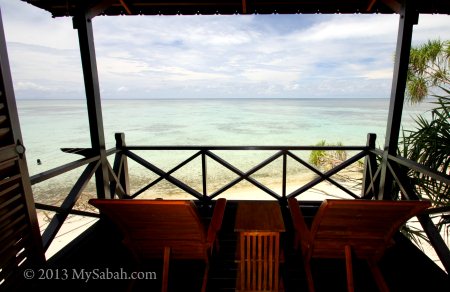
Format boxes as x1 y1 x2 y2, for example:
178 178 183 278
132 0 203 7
382 0 402 13
120 0 133 15
242 0 247 14
86 0 116 20
367 0 377 12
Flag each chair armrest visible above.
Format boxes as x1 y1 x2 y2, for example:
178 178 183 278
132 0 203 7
207 198 227 246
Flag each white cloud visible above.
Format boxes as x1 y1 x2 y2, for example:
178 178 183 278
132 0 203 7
296 15 397 42
362 69 394 80
15 81 54 92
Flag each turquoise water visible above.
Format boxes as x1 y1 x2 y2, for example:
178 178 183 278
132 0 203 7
16 98 434 202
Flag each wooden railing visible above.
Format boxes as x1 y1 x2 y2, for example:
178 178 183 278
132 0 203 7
30 132 450 274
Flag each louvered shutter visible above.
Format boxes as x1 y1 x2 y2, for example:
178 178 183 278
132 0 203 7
0 10 45 291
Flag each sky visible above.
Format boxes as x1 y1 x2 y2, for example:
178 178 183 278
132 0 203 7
1 1 450 100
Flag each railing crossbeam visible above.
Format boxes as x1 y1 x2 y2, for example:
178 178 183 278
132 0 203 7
41 161 100 251
106 161 127 199
363 164 382 198
126 150 203 200
287 151 366 199
30 155 100 185
35 203 100 218
207 150 282 200
130 150 202 199
387 161 410 200
388 154 450 185
286 151 362 199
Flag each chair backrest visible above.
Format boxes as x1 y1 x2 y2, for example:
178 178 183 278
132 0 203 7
310 199 431 260
288 197 311 253
89 199 208 260
238 231 280 292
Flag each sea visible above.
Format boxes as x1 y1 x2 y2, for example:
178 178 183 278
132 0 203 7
16 98 435 204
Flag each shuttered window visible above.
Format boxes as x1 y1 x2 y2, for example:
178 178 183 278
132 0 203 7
0 10 44 290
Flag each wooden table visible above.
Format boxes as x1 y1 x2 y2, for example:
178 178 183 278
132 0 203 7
235 201 285 291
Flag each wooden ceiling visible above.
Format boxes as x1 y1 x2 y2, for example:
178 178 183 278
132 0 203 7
21 0 450 18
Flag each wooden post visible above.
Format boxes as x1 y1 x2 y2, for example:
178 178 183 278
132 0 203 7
282 151 287 198
113 132 130 197
202 150 207 200
378 0 418 200
162 247 171 292
361 133 378 199
73 12 111 199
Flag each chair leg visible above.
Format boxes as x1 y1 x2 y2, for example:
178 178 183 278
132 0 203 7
345 245 355 292
215 238 220 253
304 258 315 292
162 247 171 292
368 260 389 292
126 262 140 292
201 262 210 292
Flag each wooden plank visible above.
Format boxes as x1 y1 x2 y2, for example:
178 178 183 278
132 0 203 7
0 192 21 210
0 204 23 224
268 235 273 289
0 173 20 189
258 234 262 290
252 234 256 288
0 182 19 198
345 245 354 292
126 145 368 151
0 127 10 138
30 155 100 185
0 213 26 235
162 246 170 292
0 144 16 165
0 114 6 124
246 235 250 289
235 201 285 232
240 234 245 291
263 235 267 290
0 224 28 257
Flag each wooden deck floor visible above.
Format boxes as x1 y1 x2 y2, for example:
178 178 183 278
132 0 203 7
20 201 449 292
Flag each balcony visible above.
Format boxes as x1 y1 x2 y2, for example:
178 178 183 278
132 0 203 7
19 135 450 291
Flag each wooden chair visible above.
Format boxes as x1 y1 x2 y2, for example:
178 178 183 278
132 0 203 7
288 198 430 292
89 198 227 292
237 231 282 292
